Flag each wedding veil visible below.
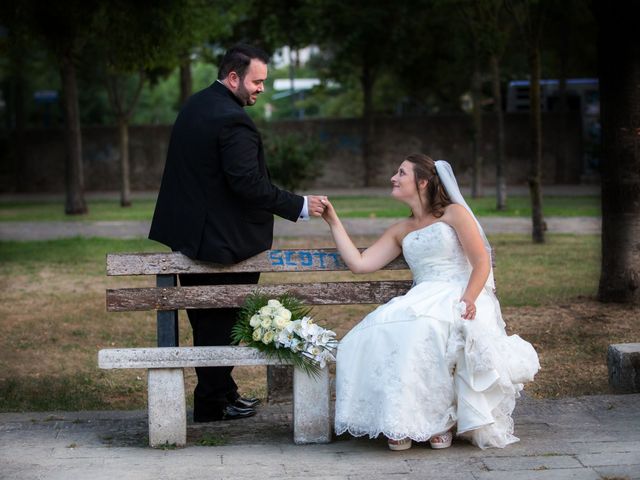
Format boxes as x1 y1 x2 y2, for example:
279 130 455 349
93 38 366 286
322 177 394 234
434 160 495 291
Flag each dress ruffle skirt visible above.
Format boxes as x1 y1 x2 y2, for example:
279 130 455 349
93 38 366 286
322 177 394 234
334 280 540 449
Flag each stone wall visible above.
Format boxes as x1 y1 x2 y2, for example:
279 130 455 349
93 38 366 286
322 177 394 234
0 112 584 193
272 113 584 188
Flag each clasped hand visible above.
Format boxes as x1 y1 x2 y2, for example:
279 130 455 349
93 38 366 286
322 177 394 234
307 195 328 217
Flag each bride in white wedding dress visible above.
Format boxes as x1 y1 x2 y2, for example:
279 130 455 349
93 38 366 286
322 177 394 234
320 154 539 451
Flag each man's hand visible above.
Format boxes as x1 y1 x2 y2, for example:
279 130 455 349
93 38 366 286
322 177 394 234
307 195 328 217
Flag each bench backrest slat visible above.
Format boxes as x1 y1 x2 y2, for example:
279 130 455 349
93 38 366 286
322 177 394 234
106 250 409 276
106 280 414 312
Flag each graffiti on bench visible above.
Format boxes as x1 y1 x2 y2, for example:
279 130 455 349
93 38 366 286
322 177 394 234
268 249 346 270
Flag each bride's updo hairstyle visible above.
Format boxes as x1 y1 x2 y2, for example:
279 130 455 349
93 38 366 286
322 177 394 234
405 153 452 218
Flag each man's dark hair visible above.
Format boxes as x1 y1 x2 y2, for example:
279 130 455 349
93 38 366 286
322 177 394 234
217 44 270 80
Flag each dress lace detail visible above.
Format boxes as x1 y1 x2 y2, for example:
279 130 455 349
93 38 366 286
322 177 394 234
334 222 540 449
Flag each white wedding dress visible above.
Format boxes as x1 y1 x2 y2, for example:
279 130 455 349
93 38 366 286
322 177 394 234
334 221 540 449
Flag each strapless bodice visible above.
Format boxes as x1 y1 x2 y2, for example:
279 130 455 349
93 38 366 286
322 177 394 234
402 222 471 285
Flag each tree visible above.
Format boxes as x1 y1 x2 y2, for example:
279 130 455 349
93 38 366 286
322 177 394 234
171 0 240 106
0 2 31 192
543 0 597 183
454 0 512 203
456 2 488 199
92 1 228 206
12 0 103 214
91 2 174 206
595 0 640 304
313 0 412 186
507 0 548 243
258 0 317 117
476 1 511 210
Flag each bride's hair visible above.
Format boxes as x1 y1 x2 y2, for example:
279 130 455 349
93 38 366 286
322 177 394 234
405 153 452 218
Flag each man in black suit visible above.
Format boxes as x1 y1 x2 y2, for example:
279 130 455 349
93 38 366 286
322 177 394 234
149 44 326 422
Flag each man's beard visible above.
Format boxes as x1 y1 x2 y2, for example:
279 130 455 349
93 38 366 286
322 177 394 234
236 83 256 106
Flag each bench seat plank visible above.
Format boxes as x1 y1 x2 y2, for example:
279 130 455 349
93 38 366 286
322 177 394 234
99 346 294 369
107 280 414 312
107 250 409 276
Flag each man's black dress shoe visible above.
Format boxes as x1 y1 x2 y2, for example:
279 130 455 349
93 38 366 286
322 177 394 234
234 396 261 408
193 404 256 423
222 404 256 420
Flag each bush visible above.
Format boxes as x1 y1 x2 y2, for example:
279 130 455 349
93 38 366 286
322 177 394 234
263 132 323 192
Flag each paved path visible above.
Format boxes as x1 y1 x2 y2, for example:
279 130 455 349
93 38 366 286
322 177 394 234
0 216 600 241
0 185 600 240
0 185 601 203
0 394 638 479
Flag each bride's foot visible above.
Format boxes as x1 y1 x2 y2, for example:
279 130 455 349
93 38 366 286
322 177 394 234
387 437 412 451
429 430 453 449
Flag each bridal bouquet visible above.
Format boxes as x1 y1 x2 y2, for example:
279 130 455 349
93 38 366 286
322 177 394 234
231 292 337 376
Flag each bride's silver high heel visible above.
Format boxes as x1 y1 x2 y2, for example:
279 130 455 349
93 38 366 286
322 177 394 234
388 437 412 451
429 430 453 449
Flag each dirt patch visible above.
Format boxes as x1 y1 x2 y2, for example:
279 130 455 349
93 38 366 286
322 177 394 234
503 299 638 397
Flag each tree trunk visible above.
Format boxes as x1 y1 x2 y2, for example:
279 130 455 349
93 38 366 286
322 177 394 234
597 0 640 304
7 20 28 191
118 117 131 207
554 16 571 184
471 59 484 198
361 62 375 187
528 45 544 243
491 54 507 210
12 53 27 192
60 53 87 215
179 54 192 107
106 72 144 208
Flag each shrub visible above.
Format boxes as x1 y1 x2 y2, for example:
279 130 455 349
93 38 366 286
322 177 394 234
263 132 323 192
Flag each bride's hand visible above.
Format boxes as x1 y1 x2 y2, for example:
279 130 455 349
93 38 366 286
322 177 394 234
320 198 338 224
460 299 476 320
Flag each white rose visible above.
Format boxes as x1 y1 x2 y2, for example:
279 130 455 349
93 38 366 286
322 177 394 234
249 314 261 328
273 315 290 330
281 309 292 321
252 327 263 342
262 330 275 344
267 299 282 308
261 317 273 329
259 306 271 316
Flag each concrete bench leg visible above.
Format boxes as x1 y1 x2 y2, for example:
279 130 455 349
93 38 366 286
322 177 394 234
147 368 187 447
293 366 331 444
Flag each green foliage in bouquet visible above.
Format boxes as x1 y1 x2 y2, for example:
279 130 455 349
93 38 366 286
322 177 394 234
231 292 337 378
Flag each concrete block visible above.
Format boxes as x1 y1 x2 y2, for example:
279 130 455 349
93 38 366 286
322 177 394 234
293 366 331 444
147 368 186 447
608 343 640 393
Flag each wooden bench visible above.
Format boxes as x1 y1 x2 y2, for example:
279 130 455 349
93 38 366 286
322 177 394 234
99 248 411 447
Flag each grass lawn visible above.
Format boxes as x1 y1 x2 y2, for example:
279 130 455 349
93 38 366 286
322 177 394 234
0 195 600 222
0 233 636 413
